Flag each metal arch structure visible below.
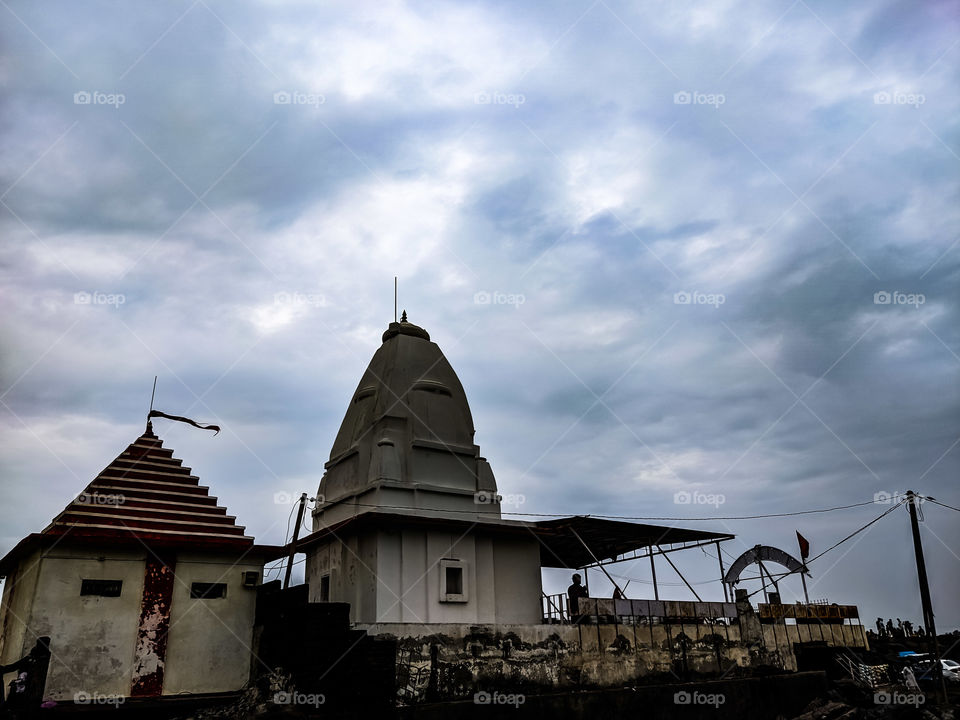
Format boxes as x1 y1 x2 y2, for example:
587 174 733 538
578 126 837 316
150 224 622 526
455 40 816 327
723 544 809 588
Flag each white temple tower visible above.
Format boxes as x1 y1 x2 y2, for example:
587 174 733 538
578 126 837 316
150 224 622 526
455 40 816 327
303 314 543 624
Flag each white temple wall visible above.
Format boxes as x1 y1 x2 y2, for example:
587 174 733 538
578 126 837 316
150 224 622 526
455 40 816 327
162 552 264 695
493 536 543 624
6 548 146 701
0 549 45 694
0 547 266 701
308 528 541 624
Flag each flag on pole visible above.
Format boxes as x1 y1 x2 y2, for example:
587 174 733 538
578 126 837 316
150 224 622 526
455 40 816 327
148 410 220 435
796 531 810 560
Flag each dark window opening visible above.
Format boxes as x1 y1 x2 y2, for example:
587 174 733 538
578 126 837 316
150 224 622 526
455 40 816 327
445 566 463 595
190 582 227 599
81 579 122 597
320 575 330 602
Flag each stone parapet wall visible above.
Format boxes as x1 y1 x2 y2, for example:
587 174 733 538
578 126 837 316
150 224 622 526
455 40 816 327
361 619 866 703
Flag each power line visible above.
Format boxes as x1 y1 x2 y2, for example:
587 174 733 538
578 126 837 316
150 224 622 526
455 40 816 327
926 498 960 513
806 500 905 565
309 498 885 524
581 499 884 521
743 499 906 600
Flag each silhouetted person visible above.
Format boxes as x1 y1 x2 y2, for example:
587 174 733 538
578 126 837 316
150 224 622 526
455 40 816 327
916 626 925 638
0 637 51 717
903 620 913 637
567 573 588 621
876 617 885 637
886 619 895 635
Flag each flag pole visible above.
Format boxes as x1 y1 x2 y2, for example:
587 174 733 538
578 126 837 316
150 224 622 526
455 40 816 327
796 531 810 604
147 376 158 431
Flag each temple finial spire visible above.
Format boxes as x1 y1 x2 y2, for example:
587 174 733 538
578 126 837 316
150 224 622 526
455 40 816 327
382 310 429 342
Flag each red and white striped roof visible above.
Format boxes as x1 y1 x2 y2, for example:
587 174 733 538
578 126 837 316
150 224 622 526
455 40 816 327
43 424 253 548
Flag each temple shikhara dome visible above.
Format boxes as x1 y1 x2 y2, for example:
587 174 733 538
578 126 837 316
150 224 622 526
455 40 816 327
316 312 499 526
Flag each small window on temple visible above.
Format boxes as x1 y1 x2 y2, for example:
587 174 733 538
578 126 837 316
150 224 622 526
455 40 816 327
81 579 122 597
446 566 463 594
190 582 227 599
439 559 467 602
320 575 330 602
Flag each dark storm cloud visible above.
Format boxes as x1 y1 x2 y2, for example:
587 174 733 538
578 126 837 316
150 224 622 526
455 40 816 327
1 0 958 626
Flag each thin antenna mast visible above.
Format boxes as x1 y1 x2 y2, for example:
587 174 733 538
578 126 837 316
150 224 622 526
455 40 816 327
394 276 398 322
147 376 158 431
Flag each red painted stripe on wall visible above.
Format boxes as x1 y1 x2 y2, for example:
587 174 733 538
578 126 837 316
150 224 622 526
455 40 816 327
130 553 176 697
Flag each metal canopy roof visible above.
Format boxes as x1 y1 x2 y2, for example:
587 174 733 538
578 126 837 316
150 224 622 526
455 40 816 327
533 516 734 569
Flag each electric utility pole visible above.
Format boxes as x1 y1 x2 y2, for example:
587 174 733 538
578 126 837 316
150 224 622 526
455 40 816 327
905 490 946 703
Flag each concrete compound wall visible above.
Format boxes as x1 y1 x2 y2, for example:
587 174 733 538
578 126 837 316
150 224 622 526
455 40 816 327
399 672 831 720
363 618 868 702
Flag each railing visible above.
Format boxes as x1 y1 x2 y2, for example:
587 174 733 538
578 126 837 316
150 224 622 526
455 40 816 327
757 603 859 623
542 593 570 623
546 597 737 623
835 653 890 688
586 598 738 620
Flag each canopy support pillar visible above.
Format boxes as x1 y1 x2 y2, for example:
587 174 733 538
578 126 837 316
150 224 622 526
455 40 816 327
658 544 702 602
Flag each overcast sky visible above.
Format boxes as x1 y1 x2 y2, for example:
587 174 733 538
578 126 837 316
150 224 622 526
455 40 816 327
2 0 958 631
